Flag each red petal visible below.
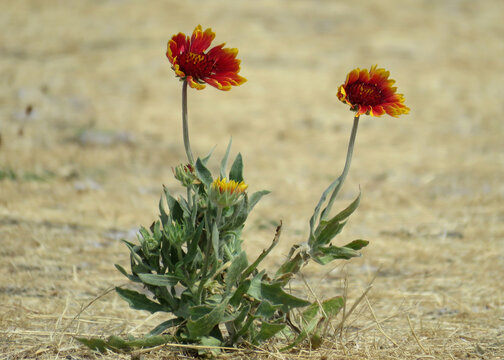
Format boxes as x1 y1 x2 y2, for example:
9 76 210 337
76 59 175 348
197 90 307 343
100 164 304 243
190 25 215 53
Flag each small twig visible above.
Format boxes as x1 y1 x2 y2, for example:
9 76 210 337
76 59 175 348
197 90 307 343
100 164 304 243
365 296 399 347
335 282 373 336
61 284 125 335
407 314 428 354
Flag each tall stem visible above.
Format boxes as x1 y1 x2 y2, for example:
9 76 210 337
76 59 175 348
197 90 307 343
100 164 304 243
320 115 360 222
182 80 194 164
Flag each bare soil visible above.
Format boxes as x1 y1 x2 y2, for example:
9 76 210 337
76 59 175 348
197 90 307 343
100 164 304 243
1 0 503 359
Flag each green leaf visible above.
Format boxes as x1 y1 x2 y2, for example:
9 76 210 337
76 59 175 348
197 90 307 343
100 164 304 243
312 192 360 247
248 190 270 212
115 287 165 313
312 245 362 265
254 321 286 344
308 178 341 243
229 153 243 183
255 300 282 319
343 239 369 250
314 220 347 248
211 222 219 260
220 138 233 179
195 158 213 187
246 271 265 299
148 318 184 336
77 337 110 353
159 196 169 225
321 296 345 318
187 297 229 338
137 273 180 287
225 251 248 292
201 146 216 165
114 264 140 282
184 221 204 266
275 253 303 279
260 282 310 312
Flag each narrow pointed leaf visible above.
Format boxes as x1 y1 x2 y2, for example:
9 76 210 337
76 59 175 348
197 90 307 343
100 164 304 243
137 273 180 287
343 239 369 250
220 138 233 179
187 298 229 338
248 190 270 212
201 145 216 165
261 282 310 312
225 251 248 292
308 178 341 244
195 158 213 187
148 318 184 336
254 322 286 344
115 287 165 313
229 153 243 182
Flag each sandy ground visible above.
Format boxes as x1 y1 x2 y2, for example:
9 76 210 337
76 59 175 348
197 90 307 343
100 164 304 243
1 0 503 359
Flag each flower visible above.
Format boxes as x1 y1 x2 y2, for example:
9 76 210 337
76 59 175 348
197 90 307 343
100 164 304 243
173 163 198 187
337 65 410 117
209 177 248 207
166 25 246 91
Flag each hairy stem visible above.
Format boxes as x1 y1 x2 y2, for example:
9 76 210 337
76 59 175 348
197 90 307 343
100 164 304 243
320 115 360 222
182 80 194 164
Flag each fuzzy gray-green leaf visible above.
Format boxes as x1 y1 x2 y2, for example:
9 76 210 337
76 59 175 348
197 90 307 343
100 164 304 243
115 287 165 313
229 153 243 183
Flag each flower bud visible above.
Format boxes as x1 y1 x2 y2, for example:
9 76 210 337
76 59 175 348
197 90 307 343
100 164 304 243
209 177 248 208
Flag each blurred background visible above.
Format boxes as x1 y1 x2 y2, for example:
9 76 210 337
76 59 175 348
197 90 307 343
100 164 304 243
1 0 503 357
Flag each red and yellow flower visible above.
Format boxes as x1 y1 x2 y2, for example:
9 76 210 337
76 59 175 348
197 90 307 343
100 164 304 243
166 25 246 91
210 177 248 207
337 65 409 117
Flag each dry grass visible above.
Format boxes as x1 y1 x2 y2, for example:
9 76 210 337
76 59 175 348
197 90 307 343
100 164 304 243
1 0 503 359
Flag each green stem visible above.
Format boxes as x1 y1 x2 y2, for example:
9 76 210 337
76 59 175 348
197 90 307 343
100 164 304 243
320 115 360 222
182 80 194 164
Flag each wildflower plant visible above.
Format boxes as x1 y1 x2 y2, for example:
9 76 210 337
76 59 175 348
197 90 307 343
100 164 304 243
79 26 409 354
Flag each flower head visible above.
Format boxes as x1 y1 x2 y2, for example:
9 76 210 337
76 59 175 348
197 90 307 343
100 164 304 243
166 25 246 91
173 163 198 187
337 65 409 117
209 177 248 207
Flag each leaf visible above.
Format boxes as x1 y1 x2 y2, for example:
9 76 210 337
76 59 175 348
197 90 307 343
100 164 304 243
195 158 213 187
148 318 184 336
248 190 270 213
137 273 180 287
77 337 110 353
183 221 204 266
241 223 281 282
260 282 310 312
159 196 169 225
312 245 362 265
255 300 282 319
162 187 185 224
229 153 243 183
283 296 345 351
225 251 248 292
321 296 345 318
308 178 341 243
187 297 230 338
115 287 165 313
343 239 369 250
220 138 233 179
114 264 140 282
246 271 264 299
211 222 219 260
254 321 286 344
201 146 216 165
314 220 347 248
312 193 360 247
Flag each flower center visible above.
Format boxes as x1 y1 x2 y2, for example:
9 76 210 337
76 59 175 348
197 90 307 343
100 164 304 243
346 82 383 106
178 52 216 80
